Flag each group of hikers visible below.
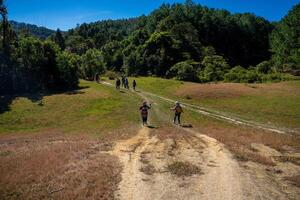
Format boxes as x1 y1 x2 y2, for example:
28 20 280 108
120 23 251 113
95 73 183 126
115 76 137 91
139 101 183 126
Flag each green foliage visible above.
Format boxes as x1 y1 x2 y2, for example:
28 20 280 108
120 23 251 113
105 70 119 80
270 3 300 69
224 66 247 82
101 40 123 71
143 31 177 76
54 29 65 50
224 66 295 83
56 51 80 88
81 48 105 80
10 20 55 39
167 60 198 81
200 55 230 82
256 61 271 74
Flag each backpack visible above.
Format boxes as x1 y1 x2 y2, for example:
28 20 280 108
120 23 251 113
140 106 148 116
175 105 183 113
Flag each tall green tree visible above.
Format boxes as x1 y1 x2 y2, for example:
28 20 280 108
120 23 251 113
81 48 105 80
270 3 300 70
0 0 8 53
54 29 65 50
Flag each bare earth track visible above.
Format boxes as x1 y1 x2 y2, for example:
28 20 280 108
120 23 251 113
100 82 299 199
108 125 294 199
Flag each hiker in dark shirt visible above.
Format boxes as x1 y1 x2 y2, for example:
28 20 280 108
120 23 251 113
140 101 151 126
133 80 137 91
171 101 183 125
116 78 121 90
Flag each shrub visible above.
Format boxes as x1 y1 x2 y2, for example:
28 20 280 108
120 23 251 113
245 70 261 83
105 71 119 80
56 52 80 88
81 49 106 80
199 55 230 82
225 67 262 83
256 61 271 74
167 61 198 81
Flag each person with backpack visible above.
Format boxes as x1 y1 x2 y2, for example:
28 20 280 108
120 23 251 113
116 78 121 90
95 73 101 83
133 80 137 91
171 101 183 125
121 76 125 88
140 101 151 126
125 77 129 89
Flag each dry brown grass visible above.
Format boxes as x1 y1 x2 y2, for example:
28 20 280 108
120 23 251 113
285 175 300 187
167 161 201 177
176 83 257 99
140 164 156 175
0 132 122 200
196 124 300 166
231 145 276 166
275 156 300 166
176 81 300 100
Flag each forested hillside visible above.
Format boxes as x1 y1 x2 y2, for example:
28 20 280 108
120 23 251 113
0 0 299 94
10 20 55 39
64 1 299 82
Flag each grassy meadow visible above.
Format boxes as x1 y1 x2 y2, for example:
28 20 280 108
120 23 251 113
0 80 142 136
129 77 300 131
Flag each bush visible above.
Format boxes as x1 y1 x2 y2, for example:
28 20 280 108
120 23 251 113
245 70 261 83
199 55 230 82
56 52 80 88
224 66 247 82
167 61 198 81
225 67 262 83
105 71 119 80
256 61 271 74
81 49 106 80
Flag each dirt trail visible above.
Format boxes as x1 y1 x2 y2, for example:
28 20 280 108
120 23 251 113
108 126 259 200
101 81 296 199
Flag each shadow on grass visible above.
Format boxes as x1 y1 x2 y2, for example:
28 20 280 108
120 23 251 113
181 124 193 128
0 86 89 114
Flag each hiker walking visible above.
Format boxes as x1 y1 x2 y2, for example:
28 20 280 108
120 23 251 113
116 78 121 90
125 77 129 89
171 101 183 125
95 73 100 83
133 80 137 91
140 101 151 126
121 76 125 88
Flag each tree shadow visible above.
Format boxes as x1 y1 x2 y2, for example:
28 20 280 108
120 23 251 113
0 86 89 114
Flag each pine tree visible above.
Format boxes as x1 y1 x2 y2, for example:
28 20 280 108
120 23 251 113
54 29 65 50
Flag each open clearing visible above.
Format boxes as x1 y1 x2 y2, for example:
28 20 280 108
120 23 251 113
1 78 300 199
129 77 300 132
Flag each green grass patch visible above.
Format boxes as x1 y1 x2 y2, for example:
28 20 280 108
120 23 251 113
130 77 300 130
0 80 142 135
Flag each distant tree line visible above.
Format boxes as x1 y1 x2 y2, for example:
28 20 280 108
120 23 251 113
10 20 55 39
1 0 299 94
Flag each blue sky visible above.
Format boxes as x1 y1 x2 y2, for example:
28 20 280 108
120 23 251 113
6 0 300 31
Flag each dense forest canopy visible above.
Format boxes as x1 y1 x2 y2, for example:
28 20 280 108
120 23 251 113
10 20 55 39
0 0 299 94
